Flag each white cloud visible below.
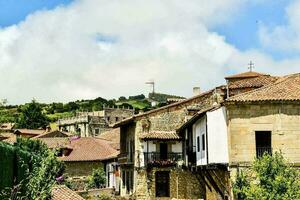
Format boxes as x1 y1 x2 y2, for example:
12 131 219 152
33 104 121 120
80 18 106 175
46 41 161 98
258 0 300 51
0 0 299 104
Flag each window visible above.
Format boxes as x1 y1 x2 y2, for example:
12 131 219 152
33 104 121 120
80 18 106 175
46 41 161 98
202 133 205 151
95 128 100 135
255 131 272 158
197 136 200 152
116 117 119 122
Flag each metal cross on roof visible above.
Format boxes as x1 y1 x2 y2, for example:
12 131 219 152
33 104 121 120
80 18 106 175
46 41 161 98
248 61 254 72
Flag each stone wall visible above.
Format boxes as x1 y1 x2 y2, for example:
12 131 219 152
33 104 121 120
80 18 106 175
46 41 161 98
119 89 226 199
227 103 300 165
105 108 134 125
134 167 230 200
135 168 204 200
65 161 103 177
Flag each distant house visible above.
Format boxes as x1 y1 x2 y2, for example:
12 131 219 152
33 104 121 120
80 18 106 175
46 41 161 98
14 129 46 138
33 130 71 150
0 123 16 143
0 123 15 133
57 107 134 137
59 137 120 190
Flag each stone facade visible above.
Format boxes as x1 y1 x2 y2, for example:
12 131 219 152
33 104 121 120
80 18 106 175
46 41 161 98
64 161 104 177
135 168 204 200
58 107 134 137
118 89 228 199
226 102 300 193
227 103 300 166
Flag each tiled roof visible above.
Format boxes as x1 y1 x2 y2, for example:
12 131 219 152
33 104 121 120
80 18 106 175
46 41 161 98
225 71 266 79
140 131 181 140
97 128 120 150
33 130 71 138
14 129 46 136
227 73 300 102
52 185 85 200
228 75 278 89
60 137 119 162
36 138 70 149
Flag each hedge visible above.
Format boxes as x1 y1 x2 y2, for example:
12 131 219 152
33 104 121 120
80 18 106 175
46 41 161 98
0 142 33 192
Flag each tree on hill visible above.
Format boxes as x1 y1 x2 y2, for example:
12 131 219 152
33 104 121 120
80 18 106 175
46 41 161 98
16 100 49 129
233 152 300 200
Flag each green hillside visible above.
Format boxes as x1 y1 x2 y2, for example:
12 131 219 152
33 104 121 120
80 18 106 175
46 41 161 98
0 92 184 124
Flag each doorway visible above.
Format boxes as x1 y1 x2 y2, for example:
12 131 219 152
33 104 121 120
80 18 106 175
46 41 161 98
155 171 170 197
160 143 168 160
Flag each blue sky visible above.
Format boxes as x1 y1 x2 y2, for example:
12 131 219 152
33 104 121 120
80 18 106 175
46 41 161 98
0 0 73 27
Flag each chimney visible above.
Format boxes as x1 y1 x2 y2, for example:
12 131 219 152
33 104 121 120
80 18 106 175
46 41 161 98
193 87 201 96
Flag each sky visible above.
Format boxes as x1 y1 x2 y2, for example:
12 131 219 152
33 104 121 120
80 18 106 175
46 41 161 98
0 0 300 104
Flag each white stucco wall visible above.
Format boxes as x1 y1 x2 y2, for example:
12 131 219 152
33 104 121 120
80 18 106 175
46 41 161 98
207 107 229 164
142 141 156 152
171 141 182 152
194 116 207 166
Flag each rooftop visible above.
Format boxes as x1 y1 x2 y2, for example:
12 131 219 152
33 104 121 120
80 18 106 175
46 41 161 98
225 71 267 79
60 137 119 162
14 129 46 136
227 73 300 102
97 128 120 150
140 131 181 140
51 185 84 200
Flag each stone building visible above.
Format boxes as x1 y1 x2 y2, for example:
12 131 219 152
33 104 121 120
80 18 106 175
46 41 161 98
114 86 229 199
225 73 300 179
113 70 287 200
57 107 134 137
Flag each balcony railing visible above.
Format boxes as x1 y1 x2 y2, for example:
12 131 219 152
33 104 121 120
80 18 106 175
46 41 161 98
256 147 272 158
144 152 182 167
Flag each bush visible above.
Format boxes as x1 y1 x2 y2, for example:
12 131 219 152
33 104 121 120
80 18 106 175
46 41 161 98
86 167 106 189
0 139 65 200
233 152 300 200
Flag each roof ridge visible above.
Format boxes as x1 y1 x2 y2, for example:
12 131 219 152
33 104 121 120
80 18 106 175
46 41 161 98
227 73 300 102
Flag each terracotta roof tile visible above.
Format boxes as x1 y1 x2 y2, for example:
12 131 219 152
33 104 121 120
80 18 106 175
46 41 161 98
33 130 71 138
97 128 120 150
225 71 267 79
227 73 300 102
60 137 119 162
14 129 46 136
36 138 70 149
140 131 181 140
228 75 278 89
52 185 85 200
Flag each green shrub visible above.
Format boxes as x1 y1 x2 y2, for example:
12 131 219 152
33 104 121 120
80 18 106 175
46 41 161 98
0 142 15 190
233 152 300 200
86 167 106 189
